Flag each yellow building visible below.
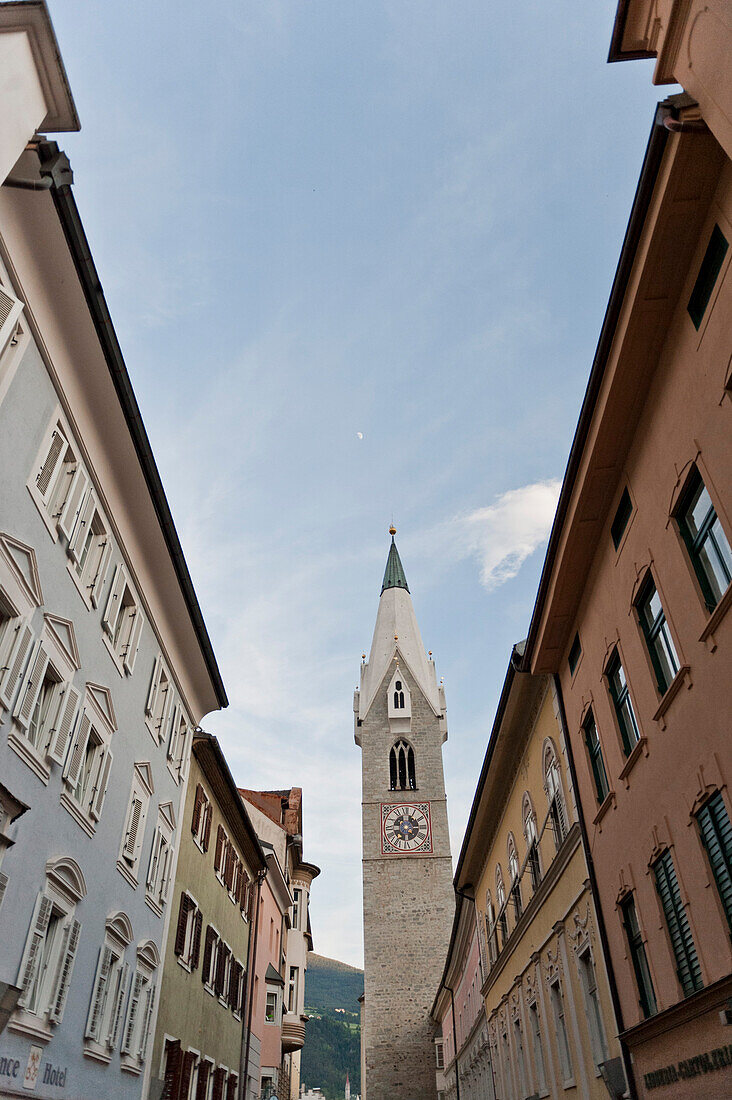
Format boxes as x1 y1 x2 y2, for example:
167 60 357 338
456 646 628 1100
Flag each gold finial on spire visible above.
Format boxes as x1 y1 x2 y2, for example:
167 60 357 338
389 525 396 536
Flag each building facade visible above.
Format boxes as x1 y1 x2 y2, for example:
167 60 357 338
150 734 266 1100
355 532 454 1098
525 6 732 1093
0 5 226 1100
439 656 626 1100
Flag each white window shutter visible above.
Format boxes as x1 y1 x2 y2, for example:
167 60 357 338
63 711 91 788
0 283 24 358
36 429 66 500
58 466 89 541
66 486 94 560
166 701 182 761
89 535 112 607
17 893 53 1007
49 918 81 1023
109 962 129 1048
90 748 113 821
123 797 143 861
102 565 126 638
12 642 49 730
0 622 34 709
123 607 143 675
159 840 172 904
146 829 162 890
122 971 143 1054
145 657 161 718
85 944 113 1040
47 683 81 766
0 870 8 911
138 980 156 1061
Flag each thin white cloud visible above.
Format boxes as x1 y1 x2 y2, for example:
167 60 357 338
462 480 561 591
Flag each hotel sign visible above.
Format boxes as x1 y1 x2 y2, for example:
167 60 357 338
644 1044 732 1090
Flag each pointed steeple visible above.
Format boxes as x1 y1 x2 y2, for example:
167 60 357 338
381 531 409 595
357 528 442 721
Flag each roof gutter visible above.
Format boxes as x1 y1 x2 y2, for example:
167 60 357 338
522 100 673 671
33 139 227 708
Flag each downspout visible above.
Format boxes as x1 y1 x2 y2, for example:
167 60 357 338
242 870 266 1100
552 674 637 1100
444 985 461 1100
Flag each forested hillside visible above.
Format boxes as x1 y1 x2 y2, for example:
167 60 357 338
301 953 364 1099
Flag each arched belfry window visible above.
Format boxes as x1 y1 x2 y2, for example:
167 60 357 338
389 739 416 791
393 680 405 709
387 667 411 719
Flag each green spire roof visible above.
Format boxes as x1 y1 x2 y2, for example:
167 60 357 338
381 536 410 595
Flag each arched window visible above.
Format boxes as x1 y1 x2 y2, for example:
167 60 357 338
523 793 541 890
508 834 523 920
393 679 406 709
495 866 508 947
389 740 416 791
543 741 568 849
485 890 498 966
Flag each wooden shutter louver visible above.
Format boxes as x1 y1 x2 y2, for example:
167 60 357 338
85 945 113 1040
214 826 225 873
212 1066 226 1100
109 962 129 1048
145 657 161 717
58 466 89 541
226 1074 238 1100
122 971 144 1054
174 893 190 957
192 784 204 837
180 1050 196 1100
202 804 212 851
0 622 34 709
64 711 91 789
89 535 112 607
191 909 203 970
47 682 81 765
123 796 143 861
13 641 49 729
90 749 113 821
195 1061 210 1100
0 283 24 358
17 893 53 1006
138 980 156 1060
653 851 703 996
697 792 732 931
49 918 81 1023
36 429 65 499
202 926 216 985
162 1039 182 1100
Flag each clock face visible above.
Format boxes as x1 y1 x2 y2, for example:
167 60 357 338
381 802 432 854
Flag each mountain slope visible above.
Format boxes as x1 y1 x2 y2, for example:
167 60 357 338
302 953 364 1099
305 952 364 1011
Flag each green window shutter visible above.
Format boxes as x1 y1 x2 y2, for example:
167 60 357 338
697 792 732 934
653 851 703 996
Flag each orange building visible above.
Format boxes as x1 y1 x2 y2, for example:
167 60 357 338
524 5 732 1094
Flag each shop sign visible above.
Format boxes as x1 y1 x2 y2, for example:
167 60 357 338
644 1044 732 1090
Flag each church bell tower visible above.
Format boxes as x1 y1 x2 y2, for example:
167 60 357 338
355 529 454 1098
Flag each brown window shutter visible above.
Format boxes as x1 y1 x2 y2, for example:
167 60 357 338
202 926 216 985
191 909 203 970
180 1050 196 1099
226 1074 238 1100
162 1038 181 1100
240 877 250 917
227 960 238 1008
214 826 225 872
174 894 189 957
195 1061 210 1100
191 784 204 836
202 804 212 851
214 942 225 996
212 1067 226 1100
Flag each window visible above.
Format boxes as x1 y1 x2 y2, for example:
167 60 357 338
508 838 522 920
389 739 416 790
84 914 132 1054
620 894 656 1018
606 651 640 756
578 947 608 1068
513 1017 527 1097
583 710 609 804
495 868 508 947
528 1002 546 1092
70 495 111 607
636 574 679 694
146 804 176 913
485 893 498 965
30 421 84 536
191 784 213 851
202 926 220 992
102 564 143 675
265 990 279 1024
393 679 405 708
11 636 82 777
288 966 299 1013
117 763 153 885
677 469 732 611
174 893 203 970
120 947 158 1071
653 850 703 997
568 633 582 675
696 791 732 934
550 979 573 1081
544 743 568 848
688 223 729 329
523 798 541 891
145 656 170 741
61 692 115 831
435 1039 444 1069
292 887 302 930
611 487 633 549
215 942 232 1003
229 961 245 1019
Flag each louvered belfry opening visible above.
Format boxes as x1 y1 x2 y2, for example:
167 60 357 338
389 739 416 790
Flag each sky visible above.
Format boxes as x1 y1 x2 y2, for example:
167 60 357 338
47 0 667 968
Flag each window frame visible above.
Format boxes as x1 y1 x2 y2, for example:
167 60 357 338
675 468 732 613
695 790 732 936
605 648 641 757
620 893 657 1019
634 573 680 696
582 708 610 804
